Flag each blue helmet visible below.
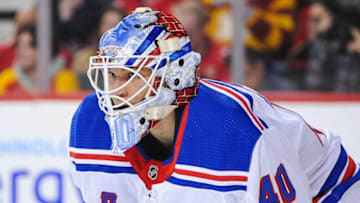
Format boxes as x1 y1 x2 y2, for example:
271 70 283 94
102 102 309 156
87 7 201 153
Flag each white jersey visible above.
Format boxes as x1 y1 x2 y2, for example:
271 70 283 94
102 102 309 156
69 79 360 202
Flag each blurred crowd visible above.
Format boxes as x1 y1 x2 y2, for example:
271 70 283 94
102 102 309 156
0 0 360 95
245 0 360 91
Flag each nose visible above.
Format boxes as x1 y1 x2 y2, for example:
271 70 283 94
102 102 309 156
109 79 130 105
114 91 126 98
109 76 127 95
111 89 129 107
113 85 128 99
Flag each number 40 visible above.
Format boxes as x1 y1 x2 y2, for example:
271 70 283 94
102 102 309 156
259 164 296 203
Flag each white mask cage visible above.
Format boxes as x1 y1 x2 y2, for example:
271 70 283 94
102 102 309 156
88 55 170 117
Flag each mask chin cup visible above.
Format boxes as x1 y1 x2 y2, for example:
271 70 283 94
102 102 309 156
105 114 142 154
104 87 177 154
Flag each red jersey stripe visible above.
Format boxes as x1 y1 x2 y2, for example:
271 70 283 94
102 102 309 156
69 152 128 162
341 156 356 183
174 169 248 182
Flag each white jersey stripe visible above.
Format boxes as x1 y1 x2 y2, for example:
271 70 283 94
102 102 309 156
71 158 131 167
175 164 249 177
69 147 123 156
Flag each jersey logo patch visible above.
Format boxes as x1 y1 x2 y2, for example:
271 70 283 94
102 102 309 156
148 164 159 180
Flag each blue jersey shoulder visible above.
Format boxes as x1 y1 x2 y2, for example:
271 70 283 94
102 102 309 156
69 93 112 149
177 80 265 172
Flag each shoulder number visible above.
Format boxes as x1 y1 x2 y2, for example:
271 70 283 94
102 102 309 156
259 164 296 203
101 192 117 203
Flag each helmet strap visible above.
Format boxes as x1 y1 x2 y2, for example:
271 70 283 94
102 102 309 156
145 105 177 120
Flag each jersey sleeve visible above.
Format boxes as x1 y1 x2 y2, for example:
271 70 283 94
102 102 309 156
246 126 313 202
69 102 82 189
238 86 360 202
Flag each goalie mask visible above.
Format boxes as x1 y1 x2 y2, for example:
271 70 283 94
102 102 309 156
88 8 201 154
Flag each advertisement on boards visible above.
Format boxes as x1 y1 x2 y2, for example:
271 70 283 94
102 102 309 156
0 101 83 203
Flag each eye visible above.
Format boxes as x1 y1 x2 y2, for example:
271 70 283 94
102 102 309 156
108 71 116 78
129 72 139 79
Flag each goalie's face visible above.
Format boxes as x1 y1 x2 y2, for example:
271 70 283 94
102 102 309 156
107 67 152 107
88 54 170 116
